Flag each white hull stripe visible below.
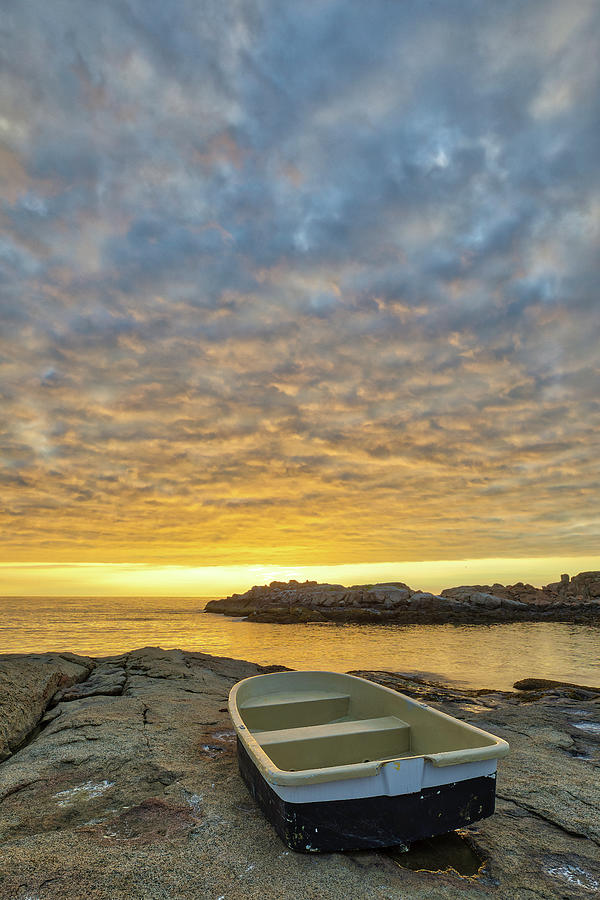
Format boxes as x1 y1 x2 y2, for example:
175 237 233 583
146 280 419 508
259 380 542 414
268 757 497 804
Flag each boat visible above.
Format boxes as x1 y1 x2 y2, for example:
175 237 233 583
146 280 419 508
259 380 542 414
228 670 509 852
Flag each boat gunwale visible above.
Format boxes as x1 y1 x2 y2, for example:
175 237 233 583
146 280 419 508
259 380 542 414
229 671 509 787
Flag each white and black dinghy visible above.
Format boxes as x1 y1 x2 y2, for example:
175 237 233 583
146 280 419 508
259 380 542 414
229 670 509 852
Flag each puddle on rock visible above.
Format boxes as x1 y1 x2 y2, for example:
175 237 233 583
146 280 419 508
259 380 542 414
386 831 484 877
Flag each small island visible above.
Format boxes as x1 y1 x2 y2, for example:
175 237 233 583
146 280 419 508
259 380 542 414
205 571 600 624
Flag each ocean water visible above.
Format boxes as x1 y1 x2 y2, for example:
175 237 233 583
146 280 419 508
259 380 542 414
0 595 599 691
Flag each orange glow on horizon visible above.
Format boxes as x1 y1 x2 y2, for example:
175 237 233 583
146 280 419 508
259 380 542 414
2 556 600 597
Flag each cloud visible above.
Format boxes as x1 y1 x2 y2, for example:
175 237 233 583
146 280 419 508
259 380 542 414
0 0 599 566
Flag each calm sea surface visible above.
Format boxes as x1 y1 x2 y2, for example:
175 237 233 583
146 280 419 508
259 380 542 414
1 596 598 691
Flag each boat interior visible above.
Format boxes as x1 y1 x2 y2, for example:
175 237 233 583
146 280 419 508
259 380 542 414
235 671 498 771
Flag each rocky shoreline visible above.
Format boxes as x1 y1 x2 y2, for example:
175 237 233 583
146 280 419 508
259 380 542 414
205 571 600 625
0 647 599 898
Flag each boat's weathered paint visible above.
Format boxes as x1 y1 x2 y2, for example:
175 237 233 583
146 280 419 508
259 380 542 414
238 739 497 852
229 670 508 851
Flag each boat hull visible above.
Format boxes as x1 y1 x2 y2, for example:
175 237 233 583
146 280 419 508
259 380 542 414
229 671 508 852
238 738 496 853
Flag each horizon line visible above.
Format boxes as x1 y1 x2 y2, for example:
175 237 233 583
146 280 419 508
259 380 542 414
2 555 600 597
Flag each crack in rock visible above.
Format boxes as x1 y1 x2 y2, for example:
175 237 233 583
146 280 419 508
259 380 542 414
497 794 600 847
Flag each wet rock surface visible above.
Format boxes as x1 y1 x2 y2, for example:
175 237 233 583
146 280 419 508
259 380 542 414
204 573 600 625
0 647 598 898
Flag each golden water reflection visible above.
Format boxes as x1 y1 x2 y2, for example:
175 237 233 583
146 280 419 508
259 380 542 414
1 596 598 691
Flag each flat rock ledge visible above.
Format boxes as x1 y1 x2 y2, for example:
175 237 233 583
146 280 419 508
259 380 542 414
204 571 600 625
0 648 599 899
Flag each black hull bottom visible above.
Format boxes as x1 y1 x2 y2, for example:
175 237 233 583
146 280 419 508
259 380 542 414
237 739 496 853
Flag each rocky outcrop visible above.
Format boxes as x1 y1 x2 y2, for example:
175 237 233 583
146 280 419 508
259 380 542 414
543 571 600 601
205 573 600 625
0 652 94 761
0 648 598 899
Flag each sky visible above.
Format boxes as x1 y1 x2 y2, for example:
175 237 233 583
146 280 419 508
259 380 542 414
1 1 599 596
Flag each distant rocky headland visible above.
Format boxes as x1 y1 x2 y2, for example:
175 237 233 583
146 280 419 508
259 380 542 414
205 571 600 624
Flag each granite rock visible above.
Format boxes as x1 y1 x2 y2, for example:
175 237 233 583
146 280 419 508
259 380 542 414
544 571 600 601
0 648 599 898
0 652 94 762
205 574 600 625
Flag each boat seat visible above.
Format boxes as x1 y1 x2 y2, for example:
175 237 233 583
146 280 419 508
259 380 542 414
241 690 351 709
256 716 410 746
240 690 351 731
254 716 412 770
